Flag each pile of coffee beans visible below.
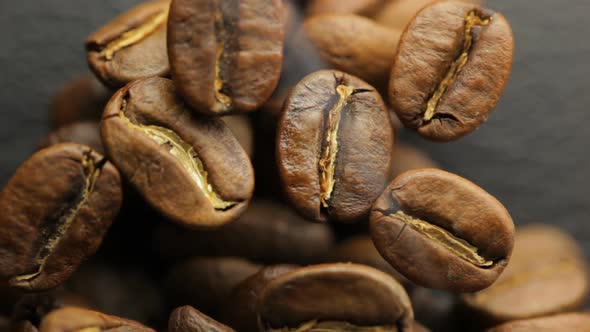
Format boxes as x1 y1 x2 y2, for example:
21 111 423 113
0 0 587 331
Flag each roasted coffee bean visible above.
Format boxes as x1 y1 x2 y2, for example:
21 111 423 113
376 0 482 31
101 77 254 228
461 224 589 325
169 306 235 332
389 1 514 142
39 307 155 332
154 200 335 264
10 290 91 332
306 0 385 17
39 122 103 154
167 0 285 115
86 0 170 88
221 115 254 157
50 75 111 128
486 313 590 332
277 70 394 223
258 263 414 331
391 143 438 179
329 235 408 284
165 257 260 318
0 143 122 291
67 263 164 327
304 14 402 87
370 168 514 292
223 265 297 332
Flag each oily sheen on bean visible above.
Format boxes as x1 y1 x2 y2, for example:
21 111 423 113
86 0 170 88
370 168 515 292
101 77 254 229
167 0 284 115
0 144 122 291
258 263 414 332
389 1 514 141
277 70 394 223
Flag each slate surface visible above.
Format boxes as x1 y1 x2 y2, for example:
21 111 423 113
1 1 589 252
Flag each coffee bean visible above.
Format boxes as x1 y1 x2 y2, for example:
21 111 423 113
304 14 402 88
461 224 589 324
223 265 297 332
38 307 155 332
167 0 285 115
0 143 122 291
169 306 235 332
258 263 414 331
154 200 335 264
277 70 394 222
39 122 103 154
86 0 170 88
389 1 514 142
101 77 254 229
165 257 260 318
306 0 385 17
50 75 111 129
10 290 91 331
370 168 514 292
486 313 590 332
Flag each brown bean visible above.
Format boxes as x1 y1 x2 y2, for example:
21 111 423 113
389 1 514 141
370 168 514 292
86 0 170 88
167 0 285 115
0 144 122 291
101 77 254 229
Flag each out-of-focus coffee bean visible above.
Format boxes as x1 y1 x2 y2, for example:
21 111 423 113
164 257 260 318
486 312 590 332
50 74 111 129
461 224 589 326
304 14 402 88
66 263 164 327
39 122 103 154
306 0 385 17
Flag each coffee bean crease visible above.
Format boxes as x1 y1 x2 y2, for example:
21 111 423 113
214 0 239 109
390 210 493 268
97 8 169 61
318 83 354 208
11 151 106 287
422 10 490 123
118 97 237 210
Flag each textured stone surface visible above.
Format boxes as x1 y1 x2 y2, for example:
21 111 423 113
1 1 590 251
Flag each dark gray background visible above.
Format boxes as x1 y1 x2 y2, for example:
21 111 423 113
1 1 589 249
